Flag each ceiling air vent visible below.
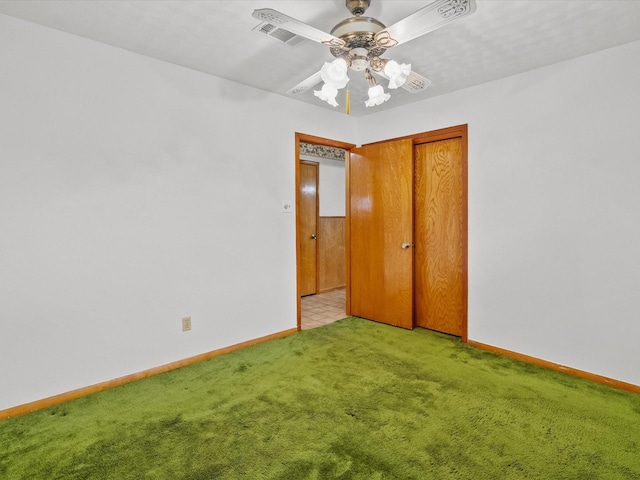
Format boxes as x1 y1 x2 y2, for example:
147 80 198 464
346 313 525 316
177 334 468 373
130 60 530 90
253 22 305 46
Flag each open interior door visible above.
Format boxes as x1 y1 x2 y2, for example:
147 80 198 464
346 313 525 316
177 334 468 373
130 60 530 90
349 139 414 329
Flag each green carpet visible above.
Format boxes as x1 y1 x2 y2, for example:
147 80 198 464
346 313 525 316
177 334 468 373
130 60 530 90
2 317 640 479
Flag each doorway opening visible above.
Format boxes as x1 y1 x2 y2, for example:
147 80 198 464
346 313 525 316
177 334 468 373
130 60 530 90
295 125 467 338
295 133 355 331
300 289 347 331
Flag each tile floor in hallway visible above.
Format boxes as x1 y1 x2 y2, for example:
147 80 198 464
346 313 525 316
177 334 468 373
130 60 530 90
301 288 347 330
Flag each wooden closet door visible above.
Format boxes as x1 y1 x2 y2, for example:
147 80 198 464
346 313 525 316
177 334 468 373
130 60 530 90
414 138 465 336
349 139 414 329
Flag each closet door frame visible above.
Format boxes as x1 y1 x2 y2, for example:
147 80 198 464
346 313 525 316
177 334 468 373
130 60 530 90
411 124 468 341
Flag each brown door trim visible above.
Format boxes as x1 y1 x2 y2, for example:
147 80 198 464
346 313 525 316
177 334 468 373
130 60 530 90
295 133 355 331
411 125 468 342
361 124 467 147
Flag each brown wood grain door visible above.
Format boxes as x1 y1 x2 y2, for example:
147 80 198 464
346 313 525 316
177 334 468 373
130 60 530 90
349 139 414 329
318 217 345 292
414 138 465 336
300 161 319 296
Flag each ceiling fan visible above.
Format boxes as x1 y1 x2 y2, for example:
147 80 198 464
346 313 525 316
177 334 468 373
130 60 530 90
252 0 477 112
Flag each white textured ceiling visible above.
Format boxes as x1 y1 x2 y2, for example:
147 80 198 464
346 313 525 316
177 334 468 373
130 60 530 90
2 0 640 117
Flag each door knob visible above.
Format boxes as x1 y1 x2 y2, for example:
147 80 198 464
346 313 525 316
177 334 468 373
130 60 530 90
401 243 411 249
311 234 317 240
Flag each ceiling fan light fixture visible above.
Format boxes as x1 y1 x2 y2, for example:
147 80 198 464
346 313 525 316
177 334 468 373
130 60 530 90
384 60 411 89
364 69 390 107
320 57 350 89
349 55 369 72
365 84 390 107
314 83 339 107
255 0 477 113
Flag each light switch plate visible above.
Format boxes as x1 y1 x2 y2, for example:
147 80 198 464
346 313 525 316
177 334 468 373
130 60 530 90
182 316 191 332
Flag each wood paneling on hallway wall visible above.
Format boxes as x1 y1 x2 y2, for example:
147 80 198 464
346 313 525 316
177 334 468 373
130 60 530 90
318 216 345 292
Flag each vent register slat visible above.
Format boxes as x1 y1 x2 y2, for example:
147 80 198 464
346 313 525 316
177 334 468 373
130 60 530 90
253 22 304 46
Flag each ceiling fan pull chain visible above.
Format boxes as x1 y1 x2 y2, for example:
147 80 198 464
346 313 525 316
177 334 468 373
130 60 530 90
346 89 351 115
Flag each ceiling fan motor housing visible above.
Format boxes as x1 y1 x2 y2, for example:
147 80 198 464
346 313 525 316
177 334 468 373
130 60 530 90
329 16 387 63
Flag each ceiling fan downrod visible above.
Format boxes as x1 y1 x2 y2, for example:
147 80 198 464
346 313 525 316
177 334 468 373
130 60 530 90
345 0 371 16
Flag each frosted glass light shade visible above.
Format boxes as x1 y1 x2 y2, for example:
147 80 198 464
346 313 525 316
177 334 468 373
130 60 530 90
320 58 350 89
384 60 411 89
365 84 390 107
314 83 339 107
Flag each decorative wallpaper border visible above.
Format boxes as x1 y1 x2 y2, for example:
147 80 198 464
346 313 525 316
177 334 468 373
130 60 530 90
300 143 346 161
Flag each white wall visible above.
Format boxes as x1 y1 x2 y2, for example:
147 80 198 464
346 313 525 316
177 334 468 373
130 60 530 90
3 13 639 412
299 155 346 217
0 14 356 411
358 40 640 386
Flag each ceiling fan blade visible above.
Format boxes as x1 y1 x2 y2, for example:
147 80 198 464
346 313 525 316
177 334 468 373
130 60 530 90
286 71 323 95
252 8 346 49
374 0 477 48
374 69 432 93
399 70 432 93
